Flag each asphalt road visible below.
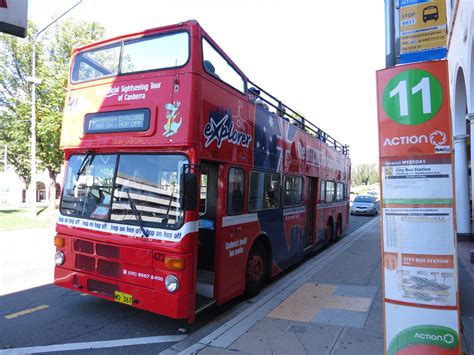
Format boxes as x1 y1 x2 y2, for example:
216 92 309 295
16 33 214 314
0 213 378 354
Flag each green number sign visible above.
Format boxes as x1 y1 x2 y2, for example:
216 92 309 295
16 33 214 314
383 69 443 125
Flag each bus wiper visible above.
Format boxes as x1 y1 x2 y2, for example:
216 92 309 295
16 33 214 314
76 152 94 179
126 191 149 238
161 191 174 225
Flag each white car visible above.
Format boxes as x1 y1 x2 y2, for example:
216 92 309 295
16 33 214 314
350 195 378 216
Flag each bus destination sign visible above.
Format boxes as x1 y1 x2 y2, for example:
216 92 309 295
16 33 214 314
84 109 150 134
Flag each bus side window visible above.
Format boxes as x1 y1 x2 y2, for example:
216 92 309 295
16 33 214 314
199 167 208 215
320 180 326 203
228 167 244 215
202 38 245 93
249 171 279 211
336 182 344 201
283 175 303 206
325 181 336 203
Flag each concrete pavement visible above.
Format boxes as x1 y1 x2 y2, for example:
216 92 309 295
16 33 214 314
164 218 383 355
458 239 474 353
164 218 473 355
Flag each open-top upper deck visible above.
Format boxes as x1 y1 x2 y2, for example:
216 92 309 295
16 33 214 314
62 20 349 176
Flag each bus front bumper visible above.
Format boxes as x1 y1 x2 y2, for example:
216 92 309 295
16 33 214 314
54 267 195 320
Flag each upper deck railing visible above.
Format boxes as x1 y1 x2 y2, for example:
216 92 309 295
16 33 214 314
248 80 349 156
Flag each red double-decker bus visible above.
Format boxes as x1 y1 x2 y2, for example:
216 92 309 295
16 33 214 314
54 20 351 323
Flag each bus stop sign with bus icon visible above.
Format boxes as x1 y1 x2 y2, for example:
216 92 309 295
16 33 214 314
399 0 447 64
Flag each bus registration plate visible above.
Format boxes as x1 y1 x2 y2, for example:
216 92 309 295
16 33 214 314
114 291 133 305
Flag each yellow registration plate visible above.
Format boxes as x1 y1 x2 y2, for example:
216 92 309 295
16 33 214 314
114 291 133 305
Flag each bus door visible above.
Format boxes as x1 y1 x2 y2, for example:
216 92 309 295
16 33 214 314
304 177 317 249
196 162 219 308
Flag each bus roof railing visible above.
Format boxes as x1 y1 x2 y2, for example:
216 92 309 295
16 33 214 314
248 80 349 156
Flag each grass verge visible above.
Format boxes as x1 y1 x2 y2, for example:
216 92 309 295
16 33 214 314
0 205 58 231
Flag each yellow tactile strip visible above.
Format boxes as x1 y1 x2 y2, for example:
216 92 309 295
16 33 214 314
323 295 372 312
267 283 336 322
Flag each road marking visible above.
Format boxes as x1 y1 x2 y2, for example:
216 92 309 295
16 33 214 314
0 335 187 354
4 305 50 319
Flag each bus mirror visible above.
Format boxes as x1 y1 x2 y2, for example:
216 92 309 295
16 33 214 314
181 173 198 211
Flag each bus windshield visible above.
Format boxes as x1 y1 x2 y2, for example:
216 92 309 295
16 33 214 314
71 31 189 83
60 153 188 229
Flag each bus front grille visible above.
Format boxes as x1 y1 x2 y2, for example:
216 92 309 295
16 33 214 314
87 279 118 297
96 244 120 259
97 259 122 278
74 239 94 254
75 254 95 272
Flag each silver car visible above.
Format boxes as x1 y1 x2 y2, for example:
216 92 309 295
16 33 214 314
350 195 378 216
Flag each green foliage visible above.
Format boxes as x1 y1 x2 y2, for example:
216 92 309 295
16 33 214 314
0 19 105 187
351 163 379 187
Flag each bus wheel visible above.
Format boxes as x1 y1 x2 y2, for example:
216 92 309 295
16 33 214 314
335 215 343 242
245 240 267 298
325 220 335 245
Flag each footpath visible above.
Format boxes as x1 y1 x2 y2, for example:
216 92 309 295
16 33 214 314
163 218 474 355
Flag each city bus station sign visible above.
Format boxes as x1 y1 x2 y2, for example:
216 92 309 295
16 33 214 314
376 60 460 355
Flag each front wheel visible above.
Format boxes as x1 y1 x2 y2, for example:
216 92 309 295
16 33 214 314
244 240 267 298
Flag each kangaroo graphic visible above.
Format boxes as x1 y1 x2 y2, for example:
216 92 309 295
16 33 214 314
164 101 183 137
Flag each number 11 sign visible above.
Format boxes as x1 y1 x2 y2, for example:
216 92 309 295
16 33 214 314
377 60 451 158
377 60 460 355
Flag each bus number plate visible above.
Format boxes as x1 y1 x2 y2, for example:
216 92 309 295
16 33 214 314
114 291 133 306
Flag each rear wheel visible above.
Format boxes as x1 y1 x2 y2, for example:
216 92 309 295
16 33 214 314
335 215 343 242
245 240 267 298
325 219 335 245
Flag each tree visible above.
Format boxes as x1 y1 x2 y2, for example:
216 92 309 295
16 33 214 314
351 163 379 187
0 19 105 208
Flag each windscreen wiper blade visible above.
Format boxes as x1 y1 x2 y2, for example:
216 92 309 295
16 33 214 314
76 152 94 179
126 191 149 238
161 191 174 225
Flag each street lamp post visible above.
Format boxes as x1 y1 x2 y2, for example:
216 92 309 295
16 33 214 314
29 0 82 217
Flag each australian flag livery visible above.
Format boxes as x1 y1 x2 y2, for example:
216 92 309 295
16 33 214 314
253 105 304 270
253 105 282 172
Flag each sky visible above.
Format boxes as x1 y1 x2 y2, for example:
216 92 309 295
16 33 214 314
28 0 386 166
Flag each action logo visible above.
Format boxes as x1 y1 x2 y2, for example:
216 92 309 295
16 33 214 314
429 130 447 146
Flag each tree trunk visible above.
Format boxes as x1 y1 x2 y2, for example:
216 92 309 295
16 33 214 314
48 168 57 209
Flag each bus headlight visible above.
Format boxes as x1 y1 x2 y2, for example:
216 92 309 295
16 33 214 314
165 275 180 292
54 251 65 266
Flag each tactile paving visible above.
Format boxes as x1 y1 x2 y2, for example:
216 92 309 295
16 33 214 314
267 283 336 322
322 295 372 312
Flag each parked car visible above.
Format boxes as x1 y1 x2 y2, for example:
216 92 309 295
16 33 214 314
350 194 378 216
367 190 379 201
